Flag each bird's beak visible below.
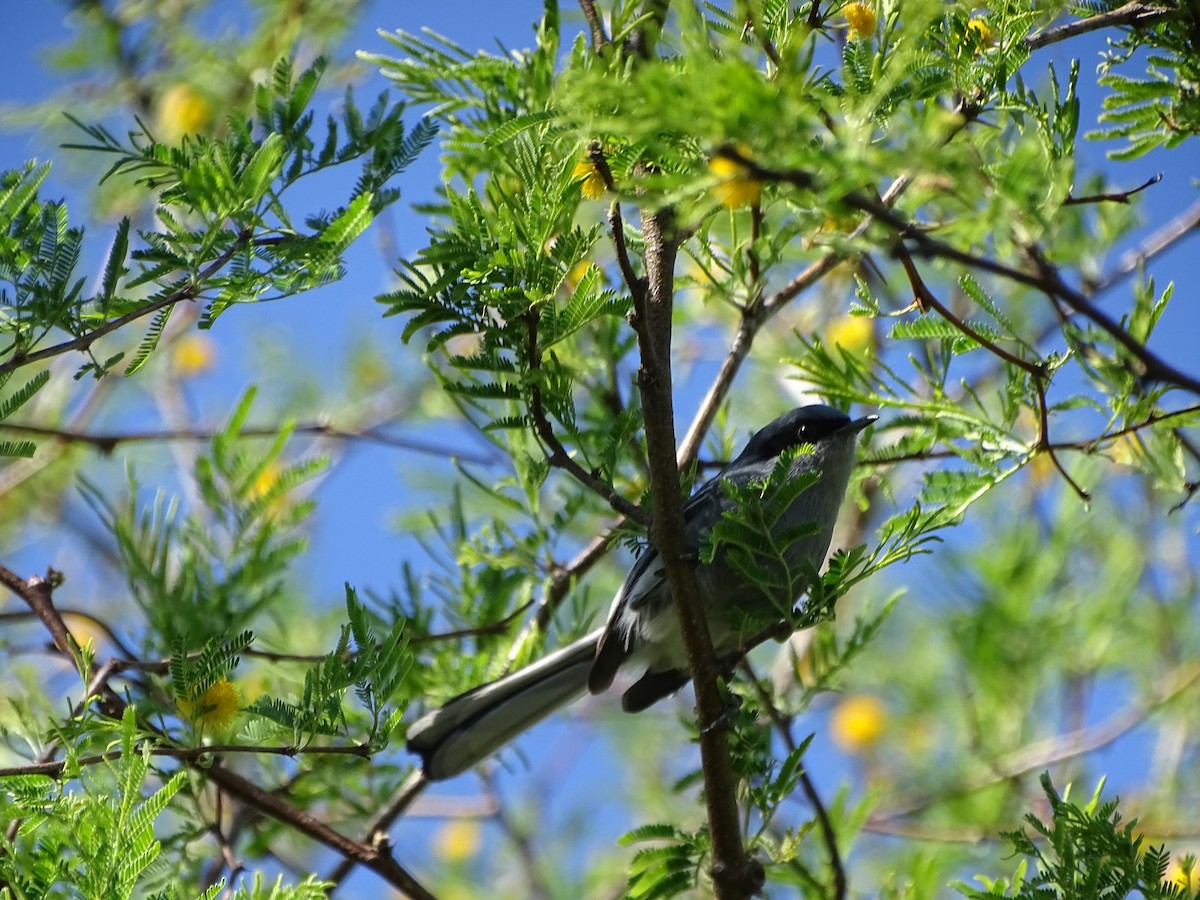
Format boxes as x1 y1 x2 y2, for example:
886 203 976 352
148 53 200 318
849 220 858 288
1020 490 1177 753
841 415 877 435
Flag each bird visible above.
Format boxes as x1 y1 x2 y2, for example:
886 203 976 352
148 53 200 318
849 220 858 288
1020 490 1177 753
407 404 875 780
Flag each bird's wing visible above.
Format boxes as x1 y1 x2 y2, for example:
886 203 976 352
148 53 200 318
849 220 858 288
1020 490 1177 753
587 478 728 693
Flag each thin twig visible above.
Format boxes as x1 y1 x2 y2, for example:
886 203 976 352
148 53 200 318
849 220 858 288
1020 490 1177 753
741 661 846 900
325 769 429 887
874 661 1200 822
206 763 435 899
1063 172 1162 206
1026 0 1174 51
0 741 375 778
525 308 650 525
722 150 1200 398
0 236 243 379
0 419 497 464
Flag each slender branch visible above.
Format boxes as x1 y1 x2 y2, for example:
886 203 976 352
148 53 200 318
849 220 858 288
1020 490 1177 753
205 763 435 899
589 143 646 307
0 236 243 379
525 308 650 525
1063 172 1162 206
326 770 429 886
895 251 1090 501
578 0 609 49
896 251 1041 377
723 149 1200 398
0 419 497 464
807 0 823 29
1021 243 1200 397
741 661 846 900
0 741 374 778
1025 1 1174 51
679 176 912 470
874 661 1200 822
0 557 434 899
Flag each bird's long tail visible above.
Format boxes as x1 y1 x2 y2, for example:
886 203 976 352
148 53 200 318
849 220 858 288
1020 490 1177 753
407 630 603 780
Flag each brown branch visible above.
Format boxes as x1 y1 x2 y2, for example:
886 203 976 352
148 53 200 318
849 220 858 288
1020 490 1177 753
895 251 1090 501
719 149 1200 399
741 661 846 900
0 606 138 659
0 558 434 899
807 0 823 29
525 308 650 525
1063 172 1162 206
874 661 1200 822
578 0 609 49
589 143 646 308
1019 243 1200 397
633 203 761 898
0 236 243 380
0 741 374 778
0 564 76 657
326 770 429 886
1026 1 1175 51
896 252 1041 377
0 419 497 464
679 175 913 470
857 402 1200 472
205 763 435 899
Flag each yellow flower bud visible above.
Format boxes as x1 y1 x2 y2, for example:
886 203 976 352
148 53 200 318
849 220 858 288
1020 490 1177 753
573 158 606 200
433 819 482 863
171 333 216 378
157 84 213 141
831 693 887 753
843 2 877 40
966 18 994 48
826 314 874 353
179 678 241 732
708 146 762 209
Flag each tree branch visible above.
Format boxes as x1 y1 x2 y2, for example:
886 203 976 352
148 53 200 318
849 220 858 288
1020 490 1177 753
0 418 497 464
632 203 762 898
525 307 650 525
1025 1 1174 51
0 236 244 379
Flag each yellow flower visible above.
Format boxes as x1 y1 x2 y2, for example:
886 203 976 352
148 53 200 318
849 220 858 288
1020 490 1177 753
171 333 216 378
179 678 241 732
564 260 597 291
843 2 877 40
573 158 606 200
826 314 874 353
248 462 282 502
708 147 762 209
831 693 887 754
1026 451 1054 489
433 819 482 863
966 18 994 47
1106 432 1144 468
1165 856 1200 891
157 83 213 141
